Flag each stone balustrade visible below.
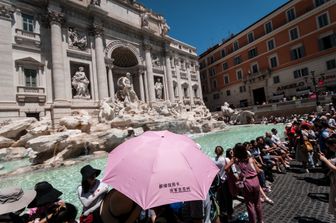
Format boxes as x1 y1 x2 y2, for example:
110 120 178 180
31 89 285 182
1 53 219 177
15 29 41 46
16 86 46 103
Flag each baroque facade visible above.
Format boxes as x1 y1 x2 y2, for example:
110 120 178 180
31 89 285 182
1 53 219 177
0 0 202 120
199 0 336 111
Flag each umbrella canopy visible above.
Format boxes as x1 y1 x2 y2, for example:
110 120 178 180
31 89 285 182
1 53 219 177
102 130 219 210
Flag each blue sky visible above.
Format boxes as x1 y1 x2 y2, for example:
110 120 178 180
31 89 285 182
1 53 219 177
139 0 289 54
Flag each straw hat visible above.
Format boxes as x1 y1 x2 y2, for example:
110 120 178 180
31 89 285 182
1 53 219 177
0 187 36 215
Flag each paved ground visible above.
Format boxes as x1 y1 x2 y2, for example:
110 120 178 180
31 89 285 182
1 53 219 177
233 161 335 223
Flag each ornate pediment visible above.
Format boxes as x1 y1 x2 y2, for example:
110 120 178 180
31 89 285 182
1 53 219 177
15 57 44 67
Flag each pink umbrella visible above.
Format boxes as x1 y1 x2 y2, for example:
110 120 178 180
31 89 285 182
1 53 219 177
102 130 219 210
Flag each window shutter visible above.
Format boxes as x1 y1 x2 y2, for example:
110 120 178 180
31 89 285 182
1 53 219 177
318 39 324 51
331 33 336 47
300 46 305 57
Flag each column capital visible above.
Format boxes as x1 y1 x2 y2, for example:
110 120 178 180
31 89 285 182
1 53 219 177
48 10 65 25
91 24 104 37
0 4 14 21
143 39 151 51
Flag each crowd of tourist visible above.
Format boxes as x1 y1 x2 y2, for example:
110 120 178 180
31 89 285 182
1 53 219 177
1 110 336 223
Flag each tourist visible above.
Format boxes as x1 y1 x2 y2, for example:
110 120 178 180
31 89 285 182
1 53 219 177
0 187 36 223
233 143 264 223
212 146 233 222
27 181 64 223
99 189 142 223
152 205 179 223
78 165 109 223
318 137 336 219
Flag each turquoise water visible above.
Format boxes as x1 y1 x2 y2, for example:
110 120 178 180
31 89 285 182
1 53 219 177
0 124 283 213
0 159 31 175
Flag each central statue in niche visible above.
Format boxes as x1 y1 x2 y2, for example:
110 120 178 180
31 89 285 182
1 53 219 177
116 72 139 103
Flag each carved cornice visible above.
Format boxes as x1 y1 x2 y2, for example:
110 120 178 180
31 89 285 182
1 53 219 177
48 10 65 25
0 4 14 21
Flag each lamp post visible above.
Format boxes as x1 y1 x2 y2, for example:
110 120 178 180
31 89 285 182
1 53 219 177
311 70 319 106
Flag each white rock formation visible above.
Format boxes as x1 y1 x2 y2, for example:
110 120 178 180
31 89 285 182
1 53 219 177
0 118 36 139
59 110 92 133
0 136 14 149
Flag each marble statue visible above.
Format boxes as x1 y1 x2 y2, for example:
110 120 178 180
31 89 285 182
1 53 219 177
161 20 170 36
116 72 139 103
91 0 101 6
220 102 254 124
141 12 149 28
72 67 90 99
68 27 87 50
154 79 163 99
98 98 115 123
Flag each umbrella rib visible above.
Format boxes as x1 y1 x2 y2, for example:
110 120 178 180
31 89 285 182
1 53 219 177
180 150 204 198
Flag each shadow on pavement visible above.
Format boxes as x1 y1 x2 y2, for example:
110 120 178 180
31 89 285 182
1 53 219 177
294 176 330 186
307 192 329 203
293 216 329 223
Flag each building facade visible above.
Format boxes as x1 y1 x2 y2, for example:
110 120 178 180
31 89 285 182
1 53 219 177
199 0 336 111
0 0 202 120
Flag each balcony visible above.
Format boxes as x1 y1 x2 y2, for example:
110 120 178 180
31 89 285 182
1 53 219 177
244 69 271 84
16 86 46 103
15 29 41 47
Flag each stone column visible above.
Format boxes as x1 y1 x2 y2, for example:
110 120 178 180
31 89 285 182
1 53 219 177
93 24 109 100
144 40 155 102
164 49 174 101
175 58 183 101
143 71 149 102
49 10 66 101
186 61 194 105
107 64 115 102
18 65 23 85
195 65 203 99
138 70 145 101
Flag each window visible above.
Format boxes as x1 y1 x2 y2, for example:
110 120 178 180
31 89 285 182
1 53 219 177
269 56 278 68
239 85 246 93
22 14 34 32
24 69 37 87
318 34 336 50
223 75 229 84
267 39 275 51
273 76 280 84
221 49 226 57
213 93 220 100
233 56 242 65
222 62 228 70
212 80 217 90
286 8 296 22
248 48 258 59
265 21 273 34
290 46 305 60
236 70 243 80
233 41 239 51
247 32 254 43
208 56 214 64
226 90 231 96
317 13 329 28
326 59 336 70
251 64 259 74
315 0 327 7
289 27 299 40
209 68 216 76
293 67 309 78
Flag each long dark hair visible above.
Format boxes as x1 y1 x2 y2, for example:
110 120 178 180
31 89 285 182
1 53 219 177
233 143 248 161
